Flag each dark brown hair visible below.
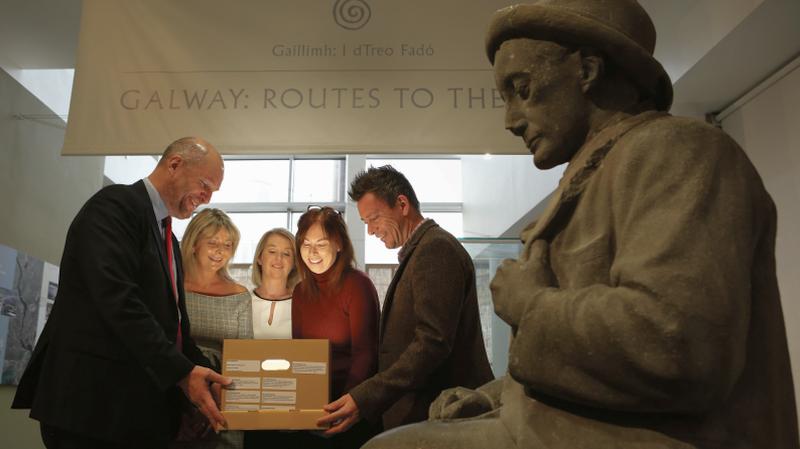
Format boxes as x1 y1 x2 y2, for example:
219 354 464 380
348 165 420 211
295 207 355 299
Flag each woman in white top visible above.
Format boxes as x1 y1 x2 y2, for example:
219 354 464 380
250 228 299 339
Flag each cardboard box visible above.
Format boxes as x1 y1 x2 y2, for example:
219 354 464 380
221 339 330 430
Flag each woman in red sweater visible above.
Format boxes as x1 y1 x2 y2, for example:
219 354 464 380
293 206 380 449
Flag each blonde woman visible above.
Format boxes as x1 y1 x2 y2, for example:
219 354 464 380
175 208 251 449
250 228 299 339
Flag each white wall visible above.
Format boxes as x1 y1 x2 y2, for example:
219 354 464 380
104 155 158 185
461 154 563 378
0 69 104 449
641 0 764 82
461 155 563 238
720 60 800 423
7 69 74 118
345 154 367 269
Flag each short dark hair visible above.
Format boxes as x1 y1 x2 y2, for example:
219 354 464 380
348 165 420 211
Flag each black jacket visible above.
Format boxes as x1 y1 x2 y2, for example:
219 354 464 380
13 180 208 444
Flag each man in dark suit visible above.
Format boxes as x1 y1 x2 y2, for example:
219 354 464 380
317 165 493 435
12 137 231 449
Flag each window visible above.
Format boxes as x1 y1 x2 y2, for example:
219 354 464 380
212 160 290 203
168 154 504 376
173 156 346 265
292 159 345 203
365 159 461 202
226 212 289 264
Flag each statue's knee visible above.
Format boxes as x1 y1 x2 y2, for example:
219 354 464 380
363 421 495 449
361 429 404 449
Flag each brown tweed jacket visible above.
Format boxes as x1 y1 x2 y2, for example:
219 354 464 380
350 220 494 430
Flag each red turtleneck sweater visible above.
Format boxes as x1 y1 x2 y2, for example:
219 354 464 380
292 268 379 400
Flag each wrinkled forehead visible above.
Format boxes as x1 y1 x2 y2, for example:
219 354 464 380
193 154 224 187
493 38 569 81
358 192 391 214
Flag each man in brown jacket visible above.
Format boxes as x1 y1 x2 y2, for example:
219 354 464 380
361 1 799 448
317 165 494 435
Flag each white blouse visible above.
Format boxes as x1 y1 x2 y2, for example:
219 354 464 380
251 290 292 339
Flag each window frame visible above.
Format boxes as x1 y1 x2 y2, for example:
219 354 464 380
205 155 347 230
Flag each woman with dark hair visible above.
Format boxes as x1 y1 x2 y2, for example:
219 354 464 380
294 206 380 449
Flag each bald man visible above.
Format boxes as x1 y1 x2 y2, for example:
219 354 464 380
13 137 231 449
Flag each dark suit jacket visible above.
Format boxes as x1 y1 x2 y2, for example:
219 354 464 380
350 220 494 430
12 181 208 445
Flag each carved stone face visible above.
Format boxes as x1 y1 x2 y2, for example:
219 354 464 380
493 38 591 170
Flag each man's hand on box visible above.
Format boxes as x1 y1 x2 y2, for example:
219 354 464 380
318 393 360 435
178 365 232 432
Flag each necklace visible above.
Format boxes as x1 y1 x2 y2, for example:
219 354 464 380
253 288 291 301
253 289 291 326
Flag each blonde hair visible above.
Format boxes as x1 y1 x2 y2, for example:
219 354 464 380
180 208 240 282
251 228 300 290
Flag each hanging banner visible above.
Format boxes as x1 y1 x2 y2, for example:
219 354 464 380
63 0 523 155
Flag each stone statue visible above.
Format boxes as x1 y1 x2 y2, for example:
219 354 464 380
363 1 799 448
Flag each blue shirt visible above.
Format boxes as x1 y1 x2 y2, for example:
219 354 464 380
142 177 180 307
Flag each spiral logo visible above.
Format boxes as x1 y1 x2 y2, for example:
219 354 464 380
333 0 371 30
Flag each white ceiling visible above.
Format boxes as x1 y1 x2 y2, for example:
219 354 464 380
640 0 800 117
0 0 81 69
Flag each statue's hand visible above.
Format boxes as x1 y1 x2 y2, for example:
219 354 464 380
429 387 493 420
491 239 555 328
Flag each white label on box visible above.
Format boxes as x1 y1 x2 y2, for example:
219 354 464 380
292 361 327 375
226 359 261 373
225 403 259 411
262 391 297 404
226 390 260 403
229 377 261 390
260 405 295 411
261 359 291 371
262 377 297 390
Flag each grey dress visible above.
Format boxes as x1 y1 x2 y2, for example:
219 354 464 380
172 290 254 449
185 291 254 369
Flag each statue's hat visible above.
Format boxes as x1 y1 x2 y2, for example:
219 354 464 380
486 0 673 111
